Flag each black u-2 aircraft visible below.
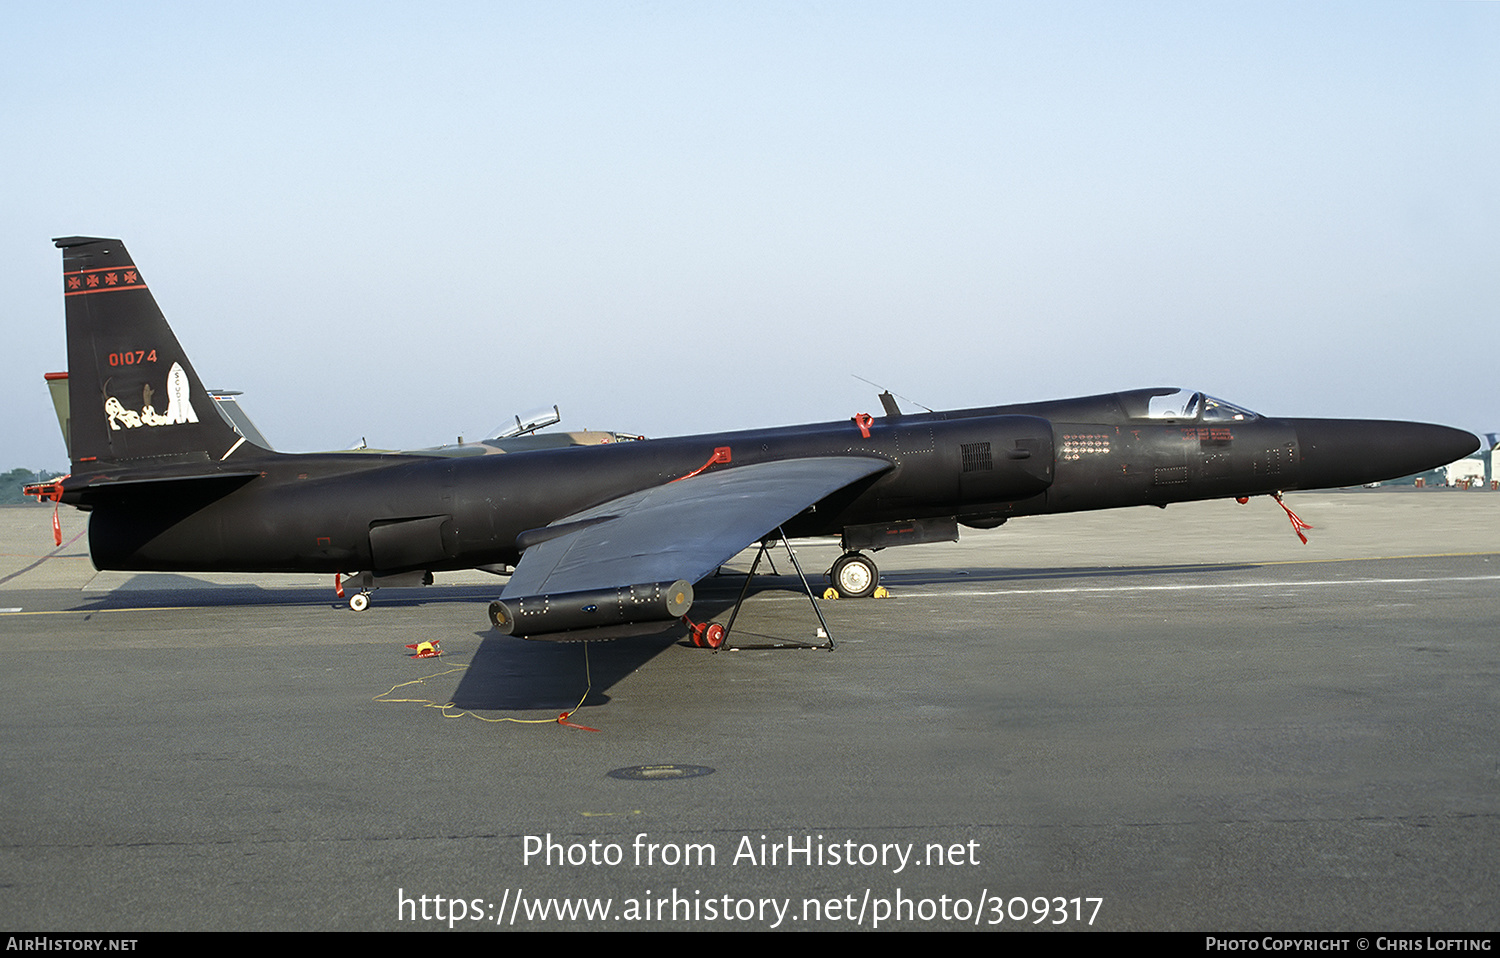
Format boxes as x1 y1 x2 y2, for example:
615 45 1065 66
37 236 1478 643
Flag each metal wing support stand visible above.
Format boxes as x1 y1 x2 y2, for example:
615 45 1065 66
719 526 836 651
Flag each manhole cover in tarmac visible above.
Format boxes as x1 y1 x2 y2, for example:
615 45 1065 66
608 764 715 781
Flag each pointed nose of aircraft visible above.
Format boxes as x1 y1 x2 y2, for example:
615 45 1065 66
1290 419 1480 489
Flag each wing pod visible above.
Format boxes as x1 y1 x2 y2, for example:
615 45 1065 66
488 580 694 637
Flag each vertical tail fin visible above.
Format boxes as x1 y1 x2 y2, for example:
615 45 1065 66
55 236 261 468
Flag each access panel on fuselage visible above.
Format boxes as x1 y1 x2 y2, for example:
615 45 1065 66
872 415 1054 518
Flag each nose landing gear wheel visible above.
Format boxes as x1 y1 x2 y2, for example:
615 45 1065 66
349 592 371 612
829 552 878 599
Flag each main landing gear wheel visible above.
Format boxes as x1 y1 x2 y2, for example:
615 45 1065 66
348 592 371 612
829 552 878 599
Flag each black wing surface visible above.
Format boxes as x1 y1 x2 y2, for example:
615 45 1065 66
500 456 892 599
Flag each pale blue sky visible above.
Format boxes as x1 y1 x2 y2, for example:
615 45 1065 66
4 1 1496 468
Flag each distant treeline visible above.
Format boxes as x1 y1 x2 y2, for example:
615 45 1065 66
1 468 64 505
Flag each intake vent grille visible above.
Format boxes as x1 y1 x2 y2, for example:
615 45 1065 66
960 442 993 473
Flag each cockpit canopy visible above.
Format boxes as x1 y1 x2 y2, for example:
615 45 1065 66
1142 389 1258 422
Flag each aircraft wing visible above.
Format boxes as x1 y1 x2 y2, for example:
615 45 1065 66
500 456 892 600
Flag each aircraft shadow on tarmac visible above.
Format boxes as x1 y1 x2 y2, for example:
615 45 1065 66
65 562 1269 711
697 560 1267 597
77 574 340 608
72 560 1269 613
448 632 682 711
867 561 1266 588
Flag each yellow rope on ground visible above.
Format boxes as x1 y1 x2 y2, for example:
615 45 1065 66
373 642 596 728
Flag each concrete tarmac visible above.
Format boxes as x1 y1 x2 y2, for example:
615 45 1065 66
1 490 1497 931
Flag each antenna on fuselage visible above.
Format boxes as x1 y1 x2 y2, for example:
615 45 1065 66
851 375 932 416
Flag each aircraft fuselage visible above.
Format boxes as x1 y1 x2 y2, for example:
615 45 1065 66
78 388 1467 577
